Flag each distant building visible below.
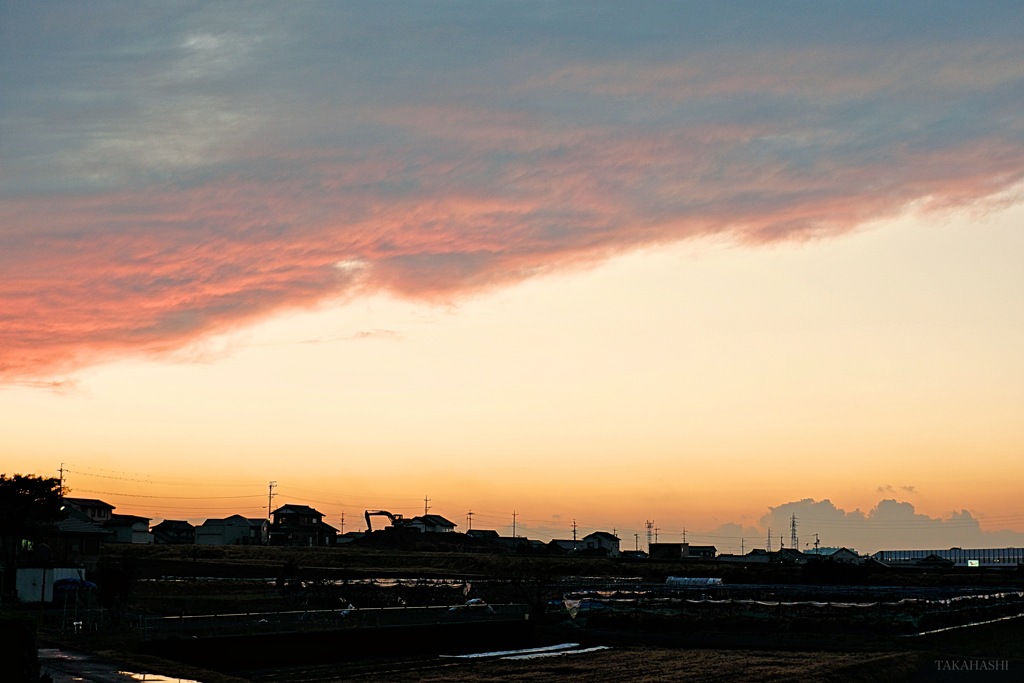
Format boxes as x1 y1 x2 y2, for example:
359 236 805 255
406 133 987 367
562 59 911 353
648 543 683 560
151 520 196 544
196 515 268 545
466 529 500 541
683 543 717 559
269 504 337 546
648 542 717 560
335 531 365 545
105 514 153 544
804 547 861 564
771 548 808 565
549 539 580 553
717 548 772 564
63 498 115 524
619 550 648 560
48 506 108 568
407 515 457 533
583 532 621 557
871 547 1024 568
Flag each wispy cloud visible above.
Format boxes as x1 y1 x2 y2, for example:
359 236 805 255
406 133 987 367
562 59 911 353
2 4 1022 380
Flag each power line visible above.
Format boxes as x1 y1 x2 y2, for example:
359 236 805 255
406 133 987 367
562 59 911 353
64 466 263 488
69 488 264 500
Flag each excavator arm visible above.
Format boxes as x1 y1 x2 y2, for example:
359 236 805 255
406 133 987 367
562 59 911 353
364 509 403 532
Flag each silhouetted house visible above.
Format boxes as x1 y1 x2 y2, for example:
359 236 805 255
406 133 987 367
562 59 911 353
717 548 771 564
619 550 648 560
152 520 196 544
518 538 547 552
466 529 500 541
105 514 153 544
63 497 115 524
771 548 808 565
648 543 683 560
48 506 108 568
914 553 956 569
683 543 717 559
549 539 580 553
804 547 861 564
863 556 891 570
408 515 457 533
493 536 542 552
336 531 365 545
583 532 620 557
196 515 268 545
269 504 337 547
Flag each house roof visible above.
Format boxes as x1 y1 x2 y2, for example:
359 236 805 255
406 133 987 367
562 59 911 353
64 497 115 510
55 507 108 535
467 529 500 538
272 504 323 516
584 531 620 542
411 514 456 528
806 546 858 557
200 514 252 527
107 514 150 525
152 519 194 529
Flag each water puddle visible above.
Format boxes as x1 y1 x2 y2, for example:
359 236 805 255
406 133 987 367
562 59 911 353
441 642 611 660
118 674 202 683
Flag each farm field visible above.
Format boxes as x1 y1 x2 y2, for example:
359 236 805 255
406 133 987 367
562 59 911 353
29 543 1024 683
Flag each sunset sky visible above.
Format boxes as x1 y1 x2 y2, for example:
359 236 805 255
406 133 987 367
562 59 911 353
2 3 1022 553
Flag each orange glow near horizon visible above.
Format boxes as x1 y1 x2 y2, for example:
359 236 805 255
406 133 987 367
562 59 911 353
6 202 1023 552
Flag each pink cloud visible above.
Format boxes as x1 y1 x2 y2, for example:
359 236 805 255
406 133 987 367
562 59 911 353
3 127 1020 382
3 19 1023 382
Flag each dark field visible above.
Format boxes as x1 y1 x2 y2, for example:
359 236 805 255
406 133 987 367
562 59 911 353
34 543 1024 682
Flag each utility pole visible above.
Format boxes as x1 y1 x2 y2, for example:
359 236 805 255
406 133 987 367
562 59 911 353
511 511 517 547
741 538 745 555
467 510 474 532
790 513 798 551
58 463 65 497
814 533 820 553
340 511 345 534
423 495 431 515
767 527 772 552
645 520 653 552
654 526 660 544
572 519 578 550
634 533 639 552
267 481 277 520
